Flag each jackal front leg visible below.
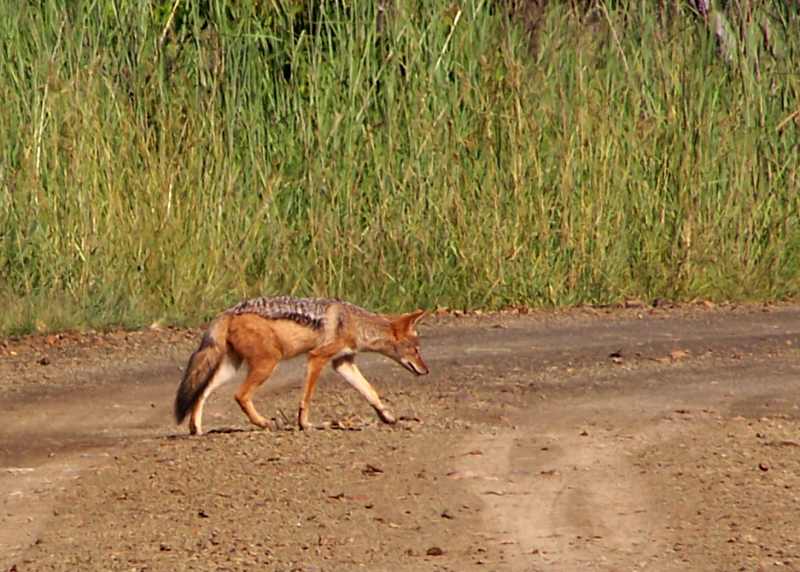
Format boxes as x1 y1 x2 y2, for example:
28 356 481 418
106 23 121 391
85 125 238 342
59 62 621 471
332 357 396 425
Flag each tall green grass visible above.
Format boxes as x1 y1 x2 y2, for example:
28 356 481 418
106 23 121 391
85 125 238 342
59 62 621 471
1 1 799 334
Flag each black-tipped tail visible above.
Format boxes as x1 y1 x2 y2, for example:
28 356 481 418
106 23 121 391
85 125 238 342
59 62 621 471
174 315 230 424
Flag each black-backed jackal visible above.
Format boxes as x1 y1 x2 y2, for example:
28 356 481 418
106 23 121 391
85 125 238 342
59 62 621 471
174 296 429 435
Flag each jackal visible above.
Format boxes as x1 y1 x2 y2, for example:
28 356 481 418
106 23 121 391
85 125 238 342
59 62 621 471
174 296 429 435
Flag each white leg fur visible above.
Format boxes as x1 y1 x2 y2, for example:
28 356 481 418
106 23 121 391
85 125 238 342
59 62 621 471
190 356 242 435
333 361 396 424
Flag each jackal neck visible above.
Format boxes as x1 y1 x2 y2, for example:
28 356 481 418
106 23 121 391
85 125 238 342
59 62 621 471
352 315 394 352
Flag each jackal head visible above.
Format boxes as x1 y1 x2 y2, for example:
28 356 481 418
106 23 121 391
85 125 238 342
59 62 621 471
385 309 429 376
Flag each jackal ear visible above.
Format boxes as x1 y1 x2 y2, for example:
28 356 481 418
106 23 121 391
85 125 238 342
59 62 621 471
407 309 426 325
393 309 426 336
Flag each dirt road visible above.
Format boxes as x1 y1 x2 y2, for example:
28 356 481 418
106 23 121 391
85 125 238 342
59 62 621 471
2 304 799 571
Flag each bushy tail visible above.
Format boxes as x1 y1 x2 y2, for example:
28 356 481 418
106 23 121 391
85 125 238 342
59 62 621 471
174 314 232 424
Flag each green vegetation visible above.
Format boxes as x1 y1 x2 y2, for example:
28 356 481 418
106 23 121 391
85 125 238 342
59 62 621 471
1 1 799 334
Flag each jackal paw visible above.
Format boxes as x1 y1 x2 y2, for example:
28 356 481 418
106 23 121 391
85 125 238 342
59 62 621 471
298 409 313 431
377 409 396 425
251 416 270 430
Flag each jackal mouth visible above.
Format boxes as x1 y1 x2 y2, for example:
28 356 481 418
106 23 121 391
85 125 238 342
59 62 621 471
401 358 429 376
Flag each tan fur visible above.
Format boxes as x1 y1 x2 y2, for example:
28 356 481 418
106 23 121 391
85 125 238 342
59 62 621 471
174 298 429 435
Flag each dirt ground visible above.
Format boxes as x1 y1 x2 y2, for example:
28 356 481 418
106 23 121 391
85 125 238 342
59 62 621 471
2 303 800 571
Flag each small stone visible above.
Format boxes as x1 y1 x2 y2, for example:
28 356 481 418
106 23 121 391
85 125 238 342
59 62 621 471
362 464 384 476
670 349 689 361
426 546 444 556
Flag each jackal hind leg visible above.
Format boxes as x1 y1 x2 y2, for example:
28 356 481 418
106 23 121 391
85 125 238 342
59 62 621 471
332 357 396 425
235 359 278 430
